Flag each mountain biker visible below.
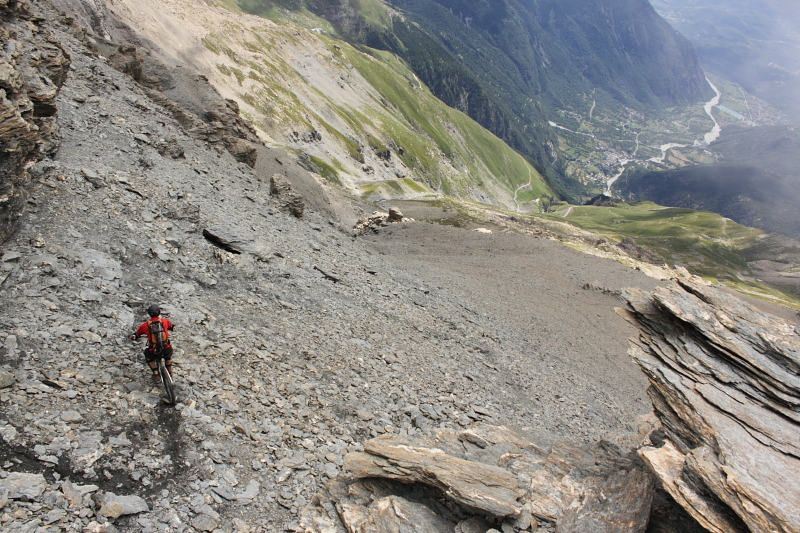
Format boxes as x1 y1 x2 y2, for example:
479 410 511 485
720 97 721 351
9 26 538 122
130 304 174 382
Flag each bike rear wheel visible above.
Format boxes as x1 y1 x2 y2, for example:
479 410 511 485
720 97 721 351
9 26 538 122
158 358 176 404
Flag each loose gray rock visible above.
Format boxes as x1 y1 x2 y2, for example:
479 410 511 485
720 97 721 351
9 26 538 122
202 223 271 261
60 410 82 422
0 473 47 500
0 370 15 389
81 168 105 188
191 513 221 531
95 492 150 518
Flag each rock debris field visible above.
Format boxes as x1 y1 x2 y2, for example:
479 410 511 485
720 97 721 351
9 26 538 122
0 4 712 533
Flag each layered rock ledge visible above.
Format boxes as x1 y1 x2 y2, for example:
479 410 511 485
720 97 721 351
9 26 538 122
619 278 800 533
0 0 70 242
302 425 656 533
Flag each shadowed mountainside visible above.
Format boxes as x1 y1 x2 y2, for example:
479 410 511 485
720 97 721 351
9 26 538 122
617 125 800 241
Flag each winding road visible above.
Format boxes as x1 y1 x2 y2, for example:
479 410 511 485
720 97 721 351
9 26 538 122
549 78 724 197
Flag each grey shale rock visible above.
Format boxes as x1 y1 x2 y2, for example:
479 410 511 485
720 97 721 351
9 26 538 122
270 174 305 218
0 370 15 388
0 473 47 500
95 491 150 518
345 434 523 518
81 168 106 188
191 513 221 532
620 277 800 533
202 223 271 261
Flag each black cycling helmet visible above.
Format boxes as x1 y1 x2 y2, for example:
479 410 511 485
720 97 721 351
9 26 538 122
147 304 161 317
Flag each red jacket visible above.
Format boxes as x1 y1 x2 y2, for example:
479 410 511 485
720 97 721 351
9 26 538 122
136 317 173 349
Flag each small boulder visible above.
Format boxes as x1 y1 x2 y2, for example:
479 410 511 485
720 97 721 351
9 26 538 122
0 370 15 389
81 168 105 188
387 207 404 222
191 513 221 532
203 223 271 261
270 175 305 218
95 492 149 518
0 472 46 500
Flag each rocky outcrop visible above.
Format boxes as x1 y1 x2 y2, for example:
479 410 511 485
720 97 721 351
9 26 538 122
353 209 409 234
0 0 70 243
270 174 305 217
619 278 800 533
303 425 656 533
346 434 524 518
77 27 262 167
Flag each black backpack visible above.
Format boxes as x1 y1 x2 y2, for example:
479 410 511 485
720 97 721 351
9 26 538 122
147 318 168 354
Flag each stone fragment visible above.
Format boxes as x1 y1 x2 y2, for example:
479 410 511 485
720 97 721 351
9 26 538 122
203 223 271 261
61 480 83 508
80 289 103 302
639 443 740 533
270 175 304 218
339 495 454 533
85 521 120 533
75 247 121 281
191 513 220 531
151 245 173 262
60 410 82 422
237 479 260 501
455 517 495 533
81 168 105 188
387 208 404 222
95 492 149 518
345 435 522 518
0 370 15 388
459 424 539 452
0 473 46 500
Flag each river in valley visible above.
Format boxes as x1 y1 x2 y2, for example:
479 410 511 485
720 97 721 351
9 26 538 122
603 77 722 195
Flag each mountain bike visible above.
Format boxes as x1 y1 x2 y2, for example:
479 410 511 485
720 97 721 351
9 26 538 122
153 352 176 405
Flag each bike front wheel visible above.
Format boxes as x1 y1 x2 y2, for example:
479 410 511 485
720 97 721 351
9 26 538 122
159 359 176 404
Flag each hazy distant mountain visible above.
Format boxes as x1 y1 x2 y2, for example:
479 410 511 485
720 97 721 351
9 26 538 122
651 0 800 121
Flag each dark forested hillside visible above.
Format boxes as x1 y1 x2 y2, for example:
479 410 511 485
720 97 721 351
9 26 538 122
531 0 713 106
376 0 712 199
618 163 800 240
618 124 800 240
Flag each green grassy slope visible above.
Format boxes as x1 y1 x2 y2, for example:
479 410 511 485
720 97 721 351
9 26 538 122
197 6 553 208
547 201 767 281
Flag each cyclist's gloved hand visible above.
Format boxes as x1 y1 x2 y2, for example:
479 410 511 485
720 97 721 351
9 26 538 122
130 334 137 341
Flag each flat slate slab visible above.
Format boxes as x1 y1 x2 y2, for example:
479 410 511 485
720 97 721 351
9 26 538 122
345 434 522 518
